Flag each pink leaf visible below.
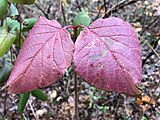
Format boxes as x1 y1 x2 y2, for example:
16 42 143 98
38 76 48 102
7 16 74 94
74 17 142 95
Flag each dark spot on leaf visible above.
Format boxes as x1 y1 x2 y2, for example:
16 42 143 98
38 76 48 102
96 73 99 76
90 64 93 67
47 55 51 58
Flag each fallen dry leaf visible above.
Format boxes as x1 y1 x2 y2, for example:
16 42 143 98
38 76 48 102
136 95 156 105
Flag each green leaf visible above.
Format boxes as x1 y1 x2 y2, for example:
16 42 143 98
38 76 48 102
141 116 148 120
22 18 38 32
2 17 20 33
73 10 91 35
2 18 24 48
0 28 16 57
73 10 91 27
31 89 48 101
91 86 96 91
0 0 8 20
0 60 12 86
12 0 36 4
18 92 30 113
96 105 104 110
10 3 18 17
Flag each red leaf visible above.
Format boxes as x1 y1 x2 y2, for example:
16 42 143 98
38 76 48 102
7 16 74 94
74 17 142 95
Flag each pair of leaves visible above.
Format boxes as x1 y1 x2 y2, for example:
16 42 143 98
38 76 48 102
7 16 142 96
2 16 37 48
3 17 37 33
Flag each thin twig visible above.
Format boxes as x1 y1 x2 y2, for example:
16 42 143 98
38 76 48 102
17 5 22 48
35 3 49 19
103 0 139 18
94 0 109 20
141 37 160 114
47 1 52 15
94 0 111 20
113 94 120 117
74 70 79 120
10 47 14 65
103 0 107 13
60 0 67 26
28 100 38 119
94 5 104 20
142 39 159 66
76 0 81 11
140 36 160 59
21 5 43 15
22 113 28 120
2 90 8 119
144 40 160 59
0 84 8 92
141 16 160 35
142 51 154 67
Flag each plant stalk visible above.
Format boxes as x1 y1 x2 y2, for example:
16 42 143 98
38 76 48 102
73 26 79 120
74 70 79 120
17 4 22 48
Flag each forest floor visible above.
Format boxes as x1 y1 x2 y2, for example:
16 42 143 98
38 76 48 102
0 0 160 120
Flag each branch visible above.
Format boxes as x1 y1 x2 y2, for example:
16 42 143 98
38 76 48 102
17 5 22 49
103 0 107 13
94 0 111 20
60 0 67 26
141 16 160 35
76 0 81 11
141 38 160 67
35 3 49 19
103 0 140 18
94 4 104 20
